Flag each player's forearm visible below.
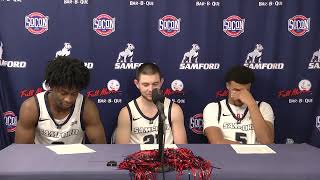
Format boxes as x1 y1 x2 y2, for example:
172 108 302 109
15 135 35 144
89 134 107 144
209 138 239 144
248 103 274 144
116 137 130 144
87 127 107 144
173 135 188 144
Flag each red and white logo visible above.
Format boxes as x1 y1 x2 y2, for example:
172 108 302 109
158 15 181 37
189 114 204 135
316 116 320 132
288 15 310 37
171 80 184 92
298 79 311 91
3 111 17 132
93 14 115 36
107 79 120 92
223 15 245 37
25 12 49 35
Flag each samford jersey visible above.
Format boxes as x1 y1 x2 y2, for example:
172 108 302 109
34 91 85 144
203 99 274 144
128 97 174 144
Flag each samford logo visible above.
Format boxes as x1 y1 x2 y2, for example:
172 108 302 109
180 44 220 70
244 43 284 70
114 43 143 70
0 42 27 68
309 48 320 69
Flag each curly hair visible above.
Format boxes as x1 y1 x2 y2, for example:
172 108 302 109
225 65 255 84
45 56 90 90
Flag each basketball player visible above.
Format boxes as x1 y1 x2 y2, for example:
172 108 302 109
203 65 274 144
15 56 106 144
115 63 187 144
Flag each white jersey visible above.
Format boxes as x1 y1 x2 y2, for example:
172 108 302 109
203 99 274 144
128 98 174 144
34 91 85 144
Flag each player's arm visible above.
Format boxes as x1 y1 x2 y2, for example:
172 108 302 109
204 127 239 144
233 89 274 144
247 102 274 144
15 97 38 144
203 102 239 144
83 98 106 144
115 107 131 144
170 103 187 144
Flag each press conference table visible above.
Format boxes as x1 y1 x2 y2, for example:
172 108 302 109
0 144 319 180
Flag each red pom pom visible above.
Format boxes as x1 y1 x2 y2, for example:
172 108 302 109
118 148 213 180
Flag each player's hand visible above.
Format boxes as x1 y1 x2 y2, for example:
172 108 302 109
230 89 256 106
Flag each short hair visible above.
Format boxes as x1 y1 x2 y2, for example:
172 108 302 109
225 65 255 84
45 56 90 90
135 63 162 80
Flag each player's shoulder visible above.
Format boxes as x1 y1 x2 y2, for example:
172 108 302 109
118 105 130 116
258 101 272 108
21 96 38 110
204 99 224 110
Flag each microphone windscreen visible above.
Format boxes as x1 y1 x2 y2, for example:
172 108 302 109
152 88 165 104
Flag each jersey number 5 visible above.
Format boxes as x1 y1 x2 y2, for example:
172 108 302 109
235 132 247 144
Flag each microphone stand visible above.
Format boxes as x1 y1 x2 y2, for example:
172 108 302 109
152 88 171 178
157 102 165 164
156 102 170 177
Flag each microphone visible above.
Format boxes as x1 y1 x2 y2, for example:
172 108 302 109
152 88 165 124
152 88 165 106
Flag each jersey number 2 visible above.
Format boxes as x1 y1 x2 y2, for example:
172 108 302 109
143 134 158 144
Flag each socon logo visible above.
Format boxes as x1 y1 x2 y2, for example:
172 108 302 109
0 41 3 60
223 15 245 37
288 15 310 36
316 116 320 132
3 111 17 132
189 114 204 135
25 12 49 35
93 14 115 36
158 15 181 37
